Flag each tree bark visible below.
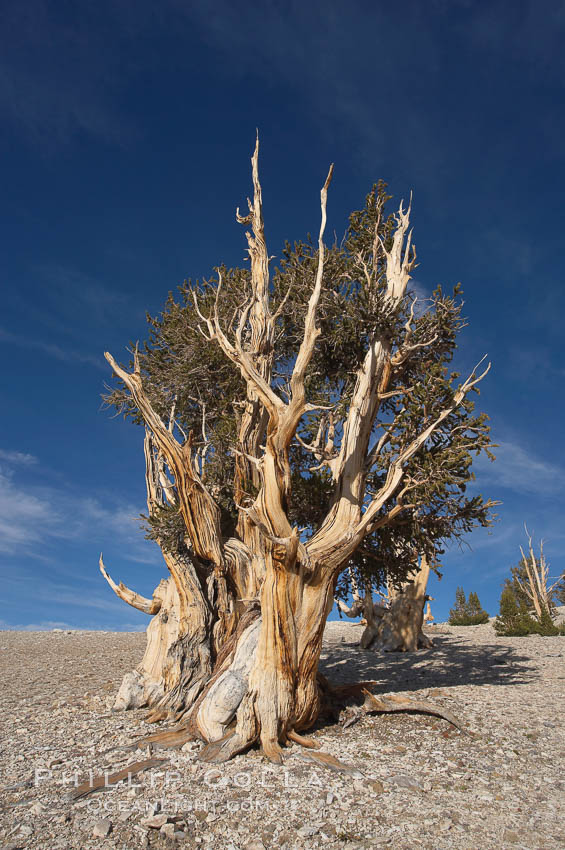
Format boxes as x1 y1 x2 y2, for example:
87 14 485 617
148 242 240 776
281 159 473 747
190 544 335 763
369 556 433 652
102 142 488 760
100 551 218 718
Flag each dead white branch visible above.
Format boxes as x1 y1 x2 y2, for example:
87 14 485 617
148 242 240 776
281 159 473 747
104 350 225 567
517 527 561 620
99 554 161 615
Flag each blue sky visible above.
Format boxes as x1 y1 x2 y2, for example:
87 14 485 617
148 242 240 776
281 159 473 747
1 0 564 629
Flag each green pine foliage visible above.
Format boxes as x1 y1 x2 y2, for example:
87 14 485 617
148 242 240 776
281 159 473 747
448 586 467 624
448 587 489 625
467 591 490 624
494 582 537 636
494 577 565 637
105 179 496 598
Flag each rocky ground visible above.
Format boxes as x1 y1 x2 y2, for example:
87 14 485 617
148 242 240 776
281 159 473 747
1 621 564 850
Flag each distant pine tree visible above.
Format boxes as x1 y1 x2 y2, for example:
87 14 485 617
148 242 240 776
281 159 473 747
494 581 536 636
466 591 490 624
448 588 489 625
495 579 564 636
448 587 468 625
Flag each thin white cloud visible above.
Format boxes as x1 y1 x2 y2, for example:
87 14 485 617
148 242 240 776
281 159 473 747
0 328 104 371
0 619 73 631
0 449 37 465
0 327 104 369
0 463 160 566
39 264 127 312
0 618 146 631
32 587 135 613
475 439 564 496
0 468 55 551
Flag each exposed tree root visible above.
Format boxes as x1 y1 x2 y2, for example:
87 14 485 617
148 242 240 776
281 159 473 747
129 725 196 751
119 679 465 764
324 680 379 699
361 688 465 731
199 729 256 764
69 757 169 801
298 749 363 778
286 730 321 749
145 708 170 724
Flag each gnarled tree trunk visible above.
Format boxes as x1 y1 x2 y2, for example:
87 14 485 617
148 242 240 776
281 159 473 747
338 558 433 652
100 430 227 721
371 556 434 652
101 140 488 761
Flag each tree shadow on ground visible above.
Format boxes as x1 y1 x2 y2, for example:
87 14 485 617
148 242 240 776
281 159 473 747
319 631 536 693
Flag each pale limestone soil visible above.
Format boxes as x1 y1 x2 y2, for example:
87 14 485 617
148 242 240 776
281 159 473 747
0 623 564 850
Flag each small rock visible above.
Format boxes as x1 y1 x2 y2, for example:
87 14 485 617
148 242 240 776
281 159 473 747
17 825 33 837
142 813 170 829
388 774 423 791
29 802 45 815
160 823 176 839
127 785 143 796
92 818 112 838
297 825 318 838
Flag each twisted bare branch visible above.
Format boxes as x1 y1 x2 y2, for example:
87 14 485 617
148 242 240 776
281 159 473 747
99 554 161 615
104 351 225 567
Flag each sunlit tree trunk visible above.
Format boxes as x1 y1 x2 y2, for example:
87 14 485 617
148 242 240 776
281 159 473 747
371 556 433 652
102 140 489 760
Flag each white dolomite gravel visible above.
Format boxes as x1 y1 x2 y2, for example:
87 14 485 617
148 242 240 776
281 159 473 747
0 620 563 849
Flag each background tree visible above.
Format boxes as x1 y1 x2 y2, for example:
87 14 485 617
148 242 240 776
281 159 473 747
495 531 565 637
448 588 489 625
448 587 468 625
467 591 489 624
494 584 533 636
555 576 565 606
101 140 495 763
338 556 435 652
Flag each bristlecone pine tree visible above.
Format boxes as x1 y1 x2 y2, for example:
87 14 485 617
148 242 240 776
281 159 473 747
495 531 565 636
101 141 495 763
337 556 435 651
